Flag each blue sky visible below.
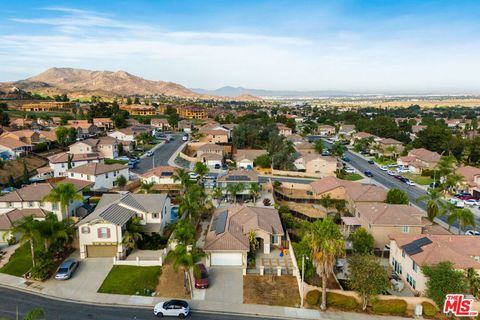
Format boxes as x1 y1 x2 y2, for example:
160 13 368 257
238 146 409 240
1 0 480 93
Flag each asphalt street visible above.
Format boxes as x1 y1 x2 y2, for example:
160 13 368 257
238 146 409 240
132 134 184 174
308 136 480 232
0 287 279 320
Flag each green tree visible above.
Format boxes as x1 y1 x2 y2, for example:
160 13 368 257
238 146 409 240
67 127 77 144
416 188 443 222
423 262 468 308
193 162 209 184
254 154 271 168
55 126 69 147
140 181 155 194
23 308 45 320
331 141 346 157
304 217 345 310
126 97 132 105
122 216 143 250
248 229 260 254
43 183 83 217
314 140 324 154
0 110 10 127
447 208 477 234
178 184 205 221
348 255 390 310
137 132 151 146
172 168 191 194
466 268 480 299
37 212 74 252
226 183 245 203
348 227 374 255
174 219 196 246
113 113 128 129
115 175 127 190
9 216 39 267
385 188 409 204
248 183 261 205
211 186 223 202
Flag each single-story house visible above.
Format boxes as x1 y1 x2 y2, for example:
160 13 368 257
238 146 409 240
93 118 114 131
0 208 47 244
397 148 441 174
0 137 32 160
234 149 268 170
293 154 337 177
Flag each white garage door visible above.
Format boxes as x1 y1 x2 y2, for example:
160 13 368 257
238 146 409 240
211 253 243 266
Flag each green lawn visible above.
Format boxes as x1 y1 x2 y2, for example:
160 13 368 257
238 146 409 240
98 266 161 296
0 243 33 277
373 157 397 166
403 173 433 185
104 159 128 165
340 173 364 181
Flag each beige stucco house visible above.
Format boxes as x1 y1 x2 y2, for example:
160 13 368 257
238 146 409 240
294 154 337 177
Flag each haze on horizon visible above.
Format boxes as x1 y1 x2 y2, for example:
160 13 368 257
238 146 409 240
1 0 480 94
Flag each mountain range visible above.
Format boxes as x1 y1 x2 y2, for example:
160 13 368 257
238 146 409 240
191 86 358 97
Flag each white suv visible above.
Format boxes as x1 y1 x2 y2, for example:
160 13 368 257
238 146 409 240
154 300 190 318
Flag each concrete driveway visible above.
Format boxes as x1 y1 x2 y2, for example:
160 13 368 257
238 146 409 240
41 251 113 298
204 267 243 304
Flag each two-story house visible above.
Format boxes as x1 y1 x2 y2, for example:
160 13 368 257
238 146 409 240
397 148 441 174
48 152 104 177
93 118 114 131
66 163 128 191
69 137 119 159
78 193 171 258
456 166 480 195
65 120 98 139
0 137 32 160
276 123 292 136
294 154 337 177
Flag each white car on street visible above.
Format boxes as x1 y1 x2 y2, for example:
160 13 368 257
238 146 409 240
406 180 416 186
153 300 190 318
450 198 465 208
396 167 410 173
380 165 388 171
465 230 480 236
387 170 397 176
344 167 355 174
464 199 479 206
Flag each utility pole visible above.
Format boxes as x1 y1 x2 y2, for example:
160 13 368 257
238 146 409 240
300 254 309 308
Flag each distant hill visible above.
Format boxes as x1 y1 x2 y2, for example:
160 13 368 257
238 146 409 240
191 85 357 97
0 68 260 100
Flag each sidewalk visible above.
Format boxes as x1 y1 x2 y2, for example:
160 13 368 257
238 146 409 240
168 141 188 167
139 141 165 159
0 272 412 320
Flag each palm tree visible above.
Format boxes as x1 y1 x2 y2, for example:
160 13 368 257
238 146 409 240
174 219 196 246
305 217 345 310
436 155 456 177
122 216 143 250
137 132 151 146
443 174 464 195
193 162 209 185
211 186 224 203
248 183 261 205
37 213 74 252
168 244 198 293
226 183 245 203
416 188 443 222
178 184 205 221
23 308 45 320
447 208 477 234
172 168 191 194
43 182 83 218
10 216 40 267
140 181 155 194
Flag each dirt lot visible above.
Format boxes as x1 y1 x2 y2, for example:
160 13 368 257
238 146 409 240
243 275 300 307
0 155 47 184
155 262 190 299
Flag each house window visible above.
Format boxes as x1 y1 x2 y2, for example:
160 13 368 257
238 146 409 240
402 226 410 233
61 164 65 168
105 173 109 179
39 202 44 208
70 173 74 177
81 226 90 234
412 261 417 272
52 203 59 210
152 213 159 219
271 235 278 244
98 227 110 238
28 202 34 208
87 175 91 181
406 274 416 289
7 202 12 208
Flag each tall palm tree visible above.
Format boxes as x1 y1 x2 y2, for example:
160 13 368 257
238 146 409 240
43 182 83 218
10 216 40 267
122 216 143 250
226 183 245 203
140 181 155 194
416 188 443 222
172 168 191 194
37 213 74 252
168 244 200 293
443 174 464 195
174 219 196 246
248 183 261 205
211 186 223 203
193 162 209 185
305 217 345 310
178 184 205 221
447 208 477 234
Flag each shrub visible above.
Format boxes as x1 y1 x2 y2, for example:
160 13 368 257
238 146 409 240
371 299 407 315
30 252 54 281
306 290 321 306
422 302 437 318
421 169 434 177
327 292 358 310
137 233 169 250
33 142 49 153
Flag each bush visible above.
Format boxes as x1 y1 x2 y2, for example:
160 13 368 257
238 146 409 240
327 292 358 310
306 290 321 306
30 252 54 281
33 142 49 153
422 302 437 318
421 169 434 177
371 299 407 315
137 233 169 250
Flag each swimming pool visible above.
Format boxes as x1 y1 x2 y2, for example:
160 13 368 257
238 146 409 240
171 206 179 221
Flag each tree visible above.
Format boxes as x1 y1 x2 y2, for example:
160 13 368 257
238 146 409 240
466 268 480 299
140 181 155 194
348 228 374 255
174 219 196 246
385 188 409 204
23 308 45 320
331 141 346 157
248 183 261 205
0 110 10 127
416 188 442 222
248 229 260 254
443 174 464 194
304 217 345 310
37 212 74 252
126 97 132 105
226 183 245 203
67 127 77 144
447 208 476 234
413 126 454 154
22 160 29 185
348 255 390 310
43 183 83 217
172 168 191 194
211 186 223 202
436 155 456 178
122 216 143 250
254 154 271 168
178 184 205 221
9 216 40 267
115 175 127 190
314 140 324 154
193 162 209 184
423 262 468 308
113 113 128 129
137 132 151 146
55 126 69 147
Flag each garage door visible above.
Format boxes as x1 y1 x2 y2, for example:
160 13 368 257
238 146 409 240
210 253 243 266
86 245 117 257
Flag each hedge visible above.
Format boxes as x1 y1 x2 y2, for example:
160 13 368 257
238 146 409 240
306 290 321 306
422 302 437 318
371 299 407 316
327 292 358 310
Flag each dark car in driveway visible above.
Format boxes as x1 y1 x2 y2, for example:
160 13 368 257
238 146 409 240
194 263 209 289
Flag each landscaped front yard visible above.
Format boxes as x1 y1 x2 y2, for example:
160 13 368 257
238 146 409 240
243 275 300 307
98 265 161 296
340 173 363 181
0 244 32 277
373 157 396 166
403 173 433 185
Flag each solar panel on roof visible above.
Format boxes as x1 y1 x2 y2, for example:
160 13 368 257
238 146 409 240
161 172 173 176
401 243 423 255
411 237 432 247
226 175 249 181
215 211 228 235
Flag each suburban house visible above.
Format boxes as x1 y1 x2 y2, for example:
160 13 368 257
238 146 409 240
0 208 47 244
338 124 356 138
293 154 337 177
38 131 57 143
456 166 480 195
198 124 230 143
178 120 193 133
411 125 427 135
0 130 40 145
294 141 316 154
353 203 425 249
65 120 98 139
30 166 54 182
0 182 88 221
140 166 180 194
108 126 152 142
0 137 32 159
93 118 114 131
376 138 405 157
204 205 284 266
351 132 377 145
316 124 335 136
196 143 224 159
150 118 171 131
69 137 119 159
78 193 171 258
217 170 259 199
389 234 480 294
10 118 33 129
48 152 104 177
286 134 304 145
276 123 292 136
66 163 129 191
234 149 268 170
397 148 441 174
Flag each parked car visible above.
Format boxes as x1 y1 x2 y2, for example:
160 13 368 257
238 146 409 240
214 164 221 169
367 159 374 164
464 199 479 206
146 151 154 157
456 191 472 197
387 170 396 176
194 263 209 289
116 156 130 161
450 198 465 208
127 160 137 169
364 170 373 177
153 300 190 318
465 230 480 236
182 134 188 141
429 182 440 188
55 259 79 280
399 177 408 183
393 174 402 180
380 165 389 171
406 180 416 186
345 167 355 174
396 167 410 173
341 156 350 162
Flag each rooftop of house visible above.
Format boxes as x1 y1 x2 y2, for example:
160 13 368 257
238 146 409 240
1 130 37 138
234 149 268 162
48 151 104 164
379 138 403 145
355 203 424 226
198 143 224 152
309 176 357 194
67 163 127 176
0 137 31 149
300 153 337 164
201 153 223 161
204 205 284 251
339 124 356 132
218 169 259 183
93 118 113 123
0 181 88 202
389 234 480 270
0 208 47 231
345 184 387 202
408 148 441 163
141 166 177 179
456 166 480 187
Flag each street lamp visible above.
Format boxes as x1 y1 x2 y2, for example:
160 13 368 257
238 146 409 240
300 254 309 308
